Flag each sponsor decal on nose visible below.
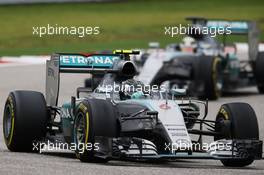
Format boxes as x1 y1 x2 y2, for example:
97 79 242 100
159 103 171 110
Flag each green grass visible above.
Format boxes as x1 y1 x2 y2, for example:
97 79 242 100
0 0 264 56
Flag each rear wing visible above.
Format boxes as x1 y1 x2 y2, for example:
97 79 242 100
186 17 259 35
46 53 120 106
206 20 249 34
186 17 260 61
46 51 139 106
59 53 120 73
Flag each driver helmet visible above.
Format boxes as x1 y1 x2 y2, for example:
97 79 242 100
120 79 147 100
181 36 197 47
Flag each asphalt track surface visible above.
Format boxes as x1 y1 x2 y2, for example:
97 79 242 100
0 64 263 175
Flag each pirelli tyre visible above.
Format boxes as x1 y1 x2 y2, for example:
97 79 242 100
255 52 264 93
197 56 222 100
74 99 118 162
3 91 48 152
215 103 259 167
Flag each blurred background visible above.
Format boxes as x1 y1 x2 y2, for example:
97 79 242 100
0 0 263 56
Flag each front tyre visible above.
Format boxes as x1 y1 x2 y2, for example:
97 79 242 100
215 103 259 167
74 99 117 162
3 91 48 152
74 103 96 162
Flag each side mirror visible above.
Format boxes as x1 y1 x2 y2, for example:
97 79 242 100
146 111 158 116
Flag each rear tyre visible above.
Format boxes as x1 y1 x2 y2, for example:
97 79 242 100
255 52 264 93
3 91 48 152
84 78 92 88
215 103 259 167
198 56 222 100
84 77 102 90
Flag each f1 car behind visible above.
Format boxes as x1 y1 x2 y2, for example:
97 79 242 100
3 50 262 167
134 18 264 100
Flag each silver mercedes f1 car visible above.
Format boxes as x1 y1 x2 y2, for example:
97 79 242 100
3 50 262 167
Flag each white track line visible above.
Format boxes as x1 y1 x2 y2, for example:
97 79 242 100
0 56 49 67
